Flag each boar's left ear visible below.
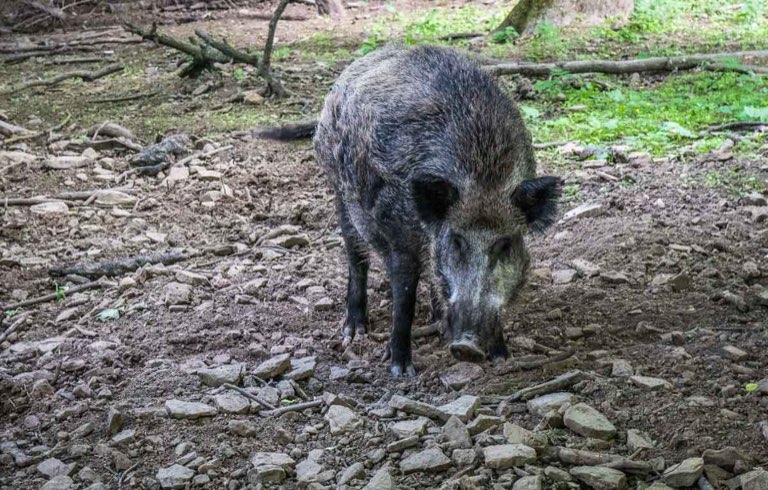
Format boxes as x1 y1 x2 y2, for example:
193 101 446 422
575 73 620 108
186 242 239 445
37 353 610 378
512 176 562 232
412 175 460 224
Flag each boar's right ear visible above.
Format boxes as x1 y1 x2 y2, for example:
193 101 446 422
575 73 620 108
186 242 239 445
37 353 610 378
412 175 460 224
512 176 562 232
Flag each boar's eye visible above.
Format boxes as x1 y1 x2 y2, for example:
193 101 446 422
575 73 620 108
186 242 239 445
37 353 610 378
449 232 468 257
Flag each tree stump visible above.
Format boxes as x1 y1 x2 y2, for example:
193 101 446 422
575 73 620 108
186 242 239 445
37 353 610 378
495 0 634 35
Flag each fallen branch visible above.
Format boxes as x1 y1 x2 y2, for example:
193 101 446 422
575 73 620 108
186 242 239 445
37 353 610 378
703 121 768 133
49 250 197 278
506 369 588 401
2 113 71 146
89 92 158 104
1 279 109 312
1 197 78 206
43 56 106 65
261 399 323 417
0 63 124 96
194 30 260 66
550 447 653 473
222 383 277 411
496 347 577 375
0 312 33 344
0 120 30 137
438 32 484 41
484 50 768 77
23 0 67 21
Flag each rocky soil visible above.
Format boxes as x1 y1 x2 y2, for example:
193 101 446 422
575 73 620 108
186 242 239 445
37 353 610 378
1 110 768 489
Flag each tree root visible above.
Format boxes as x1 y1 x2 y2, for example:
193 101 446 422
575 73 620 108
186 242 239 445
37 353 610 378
505 369 588 401
0 63 123 96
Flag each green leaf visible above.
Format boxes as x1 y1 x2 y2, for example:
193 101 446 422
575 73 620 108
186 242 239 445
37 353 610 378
96 308 120 322
661 121 696 138
745 383 759 393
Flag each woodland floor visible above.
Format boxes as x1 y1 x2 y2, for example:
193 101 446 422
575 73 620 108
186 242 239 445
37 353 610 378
1 1 768 489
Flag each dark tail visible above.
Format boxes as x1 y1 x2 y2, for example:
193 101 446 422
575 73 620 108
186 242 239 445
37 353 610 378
253 119 317 141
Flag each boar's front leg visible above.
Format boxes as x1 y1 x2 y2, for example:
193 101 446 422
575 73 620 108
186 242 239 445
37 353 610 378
336 197 369 345
385 250 420 378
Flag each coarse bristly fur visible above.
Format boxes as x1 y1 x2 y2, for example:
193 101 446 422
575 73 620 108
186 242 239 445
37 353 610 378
263 44 562 377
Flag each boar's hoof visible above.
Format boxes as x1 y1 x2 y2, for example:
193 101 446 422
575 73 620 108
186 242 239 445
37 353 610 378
449 339 486 363
390 361 417 378
341 318 367 347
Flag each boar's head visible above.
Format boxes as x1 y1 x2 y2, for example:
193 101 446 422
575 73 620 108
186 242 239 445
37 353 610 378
412 174 562 363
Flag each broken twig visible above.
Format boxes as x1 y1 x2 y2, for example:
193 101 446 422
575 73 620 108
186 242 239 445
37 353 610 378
0 63 124 96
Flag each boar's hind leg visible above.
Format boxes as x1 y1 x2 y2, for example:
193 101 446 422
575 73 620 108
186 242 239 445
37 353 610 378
337 197 369 344
385 251 420 378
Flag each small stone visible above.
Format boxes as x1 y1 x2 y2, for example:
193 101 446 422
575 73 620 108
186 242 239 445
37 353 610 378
338 462 365 485
284 355 317 380
630 375 672 391
250 452 296 471
314 297 334 311
390 394 448 421
175 270 208 286
601 271 630 284
31 201 69 215
45 155 91 170
296 459 323 484
442 416 471 449
93 190 135 207
526 392 573 416
363 465 394 490
702 447 750 471
611 359 634 377
390 417 430 438
196 169 222 180
663 458 704 487
513 475 542 490
41 476 75 490
483 444 536 470
165 400 217 419
267 234 311 248
400 447 452 474
572 258 600 277
253 353 291 379
243 90 264 105
37 458 76 478
165 166 189 185
197 364 243 387
553 269 578 284
570 466 627 489
720 345 748 362
254 465 286 483
438 394 480 422
452 449 476 467
645 484 674 490
626 429 654 451
545 466 572 482
164 282 192 306
387 435 419 452
741 469 768 490
563 403 616 440
468 414 502 435
228 420 257 437
324 405 362 435
156 464 195 489
743 192 768 206
562 203 603 221
111 429 135 445
214 392 250 414
440 362 484 390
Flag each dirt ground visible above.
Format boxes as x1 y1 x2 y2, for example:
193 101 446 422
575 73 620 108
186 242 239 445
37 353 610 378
1 2 768 490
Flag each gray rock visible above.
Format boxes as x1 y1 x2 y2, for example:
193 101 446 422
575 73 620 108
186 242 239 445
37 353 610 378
626 429 654 451
630 375 672 391
214 392 250 414
553 269 578 284
743 192 768 206
572 258 600 277
438 394 480 422
663 458 704 487
563 403 616 440
285 356 317 380
314 297 334 311
440 362 484 390
254 465 286 483
645 483 673 490
41 476 75 490
175 271 208 286
526 392 573 416
611 359 634 378
37 458 76 478
483 444 536 470
513 475 542 490
400 447 452 474
197 364 243 387
296 459 323 484
468 414 502 436
164 282 192 306
228 420 257 437
156 464 195 489
570 466 627 489
250 452 296 471
106 408 123 436
266 233 310 248
442 416 471 449
390 394 447 421
325 405 362 435
164 400 217 419
111 429 135 445
338 462 365 485
720 345 748 362
562 203 603 222
390 417 430 438
545 466 572 482
364 465 395 490
30 201 68 215
45 155 92 170
453 449 476 466
253 353 291 379
702 447 750 471
741 469 768 490
387 435 419 452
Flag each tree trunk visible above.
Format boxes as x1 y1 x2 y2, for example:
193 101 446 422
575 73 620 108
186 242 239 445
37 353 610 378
495 0 634 35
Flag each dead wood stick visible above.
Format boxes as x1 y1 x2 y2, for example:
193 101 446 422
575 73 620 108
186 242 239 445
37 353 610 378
497 347 577 375
484 50 768 77
1 197 79 206
0 39 135 54
506 369 588 401
551 447 652 473
0 120 30 137
172 144 233 168
1 279 109 312
194 30 260 67
89 91 158 104
23 0 67 20
222 383 277 411
0 63 124 96
261 399 323 417
52 188 136 200
49 250 197 278
438 31 483 41
238 11 309 21
43 56 107 65
704 121 768 133
0 160 29 176
0 313 33 343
